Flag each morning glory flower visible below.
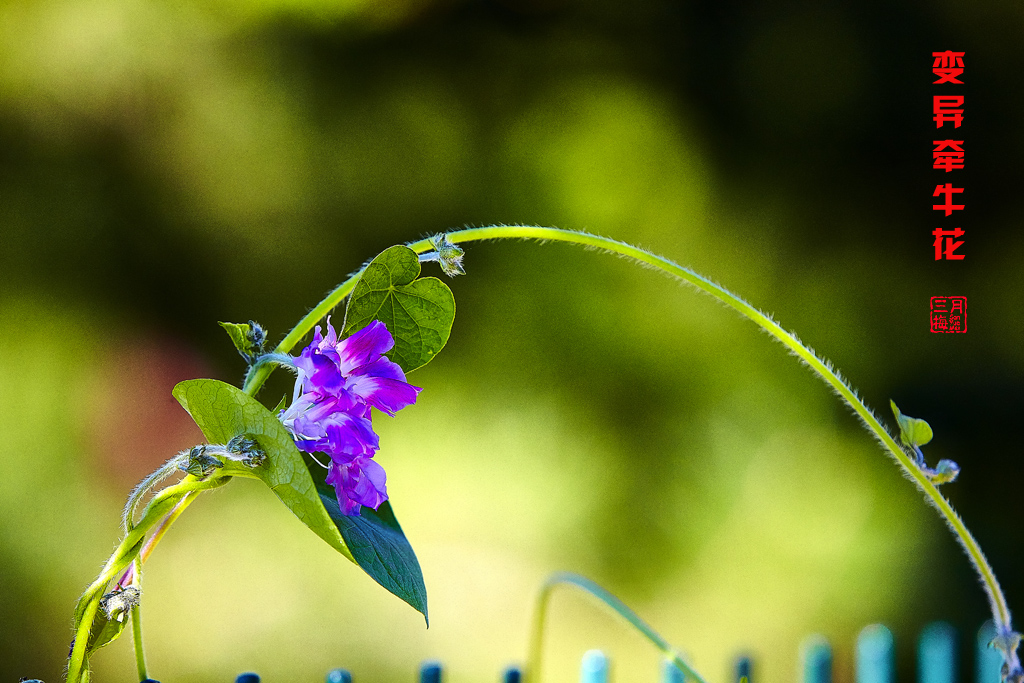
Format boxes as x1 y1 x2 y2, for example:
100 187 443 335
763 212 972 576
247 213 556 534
280 319 420 515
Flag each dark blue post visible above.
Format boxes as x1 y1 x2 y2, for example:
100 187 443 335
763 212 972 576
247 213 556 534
977 622 1003 683
857 624 895 683
235 674 260 683
503 666 522 683
581 650 609 683
801 635 833 683
421 661 443 683
327 669 354 683
735 656 753 683
919 622 957 683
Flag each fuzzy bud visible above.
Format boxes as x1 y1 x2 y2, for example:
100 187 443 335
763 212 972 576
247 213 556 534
227 435 266 468
180 445 224 479
99 586 141 622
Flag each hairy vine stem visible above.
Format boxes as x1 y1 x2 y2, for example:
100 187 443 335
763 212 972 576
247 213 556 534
67 477 228 682
72 225 1010 682
243 225 1015 671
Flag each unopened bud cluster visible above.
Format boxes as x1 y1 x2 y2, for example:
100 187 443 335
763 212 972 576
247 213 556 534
178 436 267 480
419 233 465 277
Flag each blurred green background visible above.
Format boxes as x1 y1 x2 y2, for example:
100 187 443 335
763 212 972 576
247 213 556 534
1 0 1023 682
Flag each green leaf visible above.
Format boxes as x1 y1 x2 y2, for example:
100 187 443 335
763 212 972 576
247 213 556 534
84 584 141 655
343 245 455 373
219 321 256 358
85 611 127 655
890 400 934 447
173 379 353 562
173 379 427 619
301 452 428 623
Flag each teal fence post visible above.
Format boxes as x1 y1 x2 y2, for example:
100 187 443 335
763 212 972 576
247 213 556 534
326 669 353 683
977 622 1003 683
919 621 957 683
858 624 895 683
421 661 443 683
581 650 609 683
662 658 686 683
735 656 753 683
801 635 833 683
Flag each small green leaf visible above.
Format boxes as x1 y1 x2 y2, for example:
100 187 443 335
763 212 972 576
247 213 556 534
301 452 428 623
890 400 934 447
173 379 353 562
219 321 265 362
343 245 455 373
220 321 254 357
85 611 127 654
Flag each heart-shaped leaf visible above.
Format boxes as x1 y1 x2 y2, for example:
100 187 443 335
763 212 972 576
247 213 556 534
301 452 428 623
890 400 934 447
343 245 455 373
173 379 353 562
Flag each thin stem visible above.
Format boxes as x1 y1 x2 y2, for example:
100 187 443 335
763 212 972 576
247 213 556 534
527 572 708 683
131 603 146 680
68 476 227 682
77 479 208 618
123 452 189 532
140 492 198 566
244 225 1012 639
68 598 101 683
130 559 148 681
117 490 202 589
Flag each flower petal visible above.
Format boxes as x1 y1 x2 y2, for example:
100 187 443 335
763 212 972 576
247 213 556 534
356 356 408 382
338 320 395 375
346 374 421 416
325 456 389 515
295 346 344 395
289 404 379 460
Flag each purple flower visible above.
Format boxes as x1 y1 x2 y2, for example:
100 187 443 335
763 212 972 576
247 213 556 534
280 319 420 515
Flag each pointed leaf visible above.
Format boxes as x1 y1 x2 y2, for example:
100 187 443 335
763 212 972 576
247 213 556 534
302 452 428 623
85 611 128 655
219 321 251 356
173 379 353 562
343 245 455 373
218 321 266 362
890 400 934 447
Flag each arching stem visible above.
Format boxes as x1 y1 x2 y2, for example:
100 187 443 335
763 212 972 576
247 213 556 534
242 225 1014 663
527 572 708 683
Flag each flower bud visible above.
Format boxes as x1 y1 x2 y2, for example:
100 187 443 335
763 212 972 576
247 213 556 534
179 445 224 479
427 233 466 277
227 435 266 468
927 459 960 485
99 586 141 622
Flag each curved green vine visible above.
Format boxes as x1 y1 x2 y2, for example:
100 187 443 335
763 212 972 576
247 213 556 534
526 572 709 683
243 225 1014 659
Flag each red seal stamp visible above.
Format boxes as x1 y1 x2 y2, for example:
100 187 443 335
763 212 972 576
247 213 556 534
930 296 966 333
